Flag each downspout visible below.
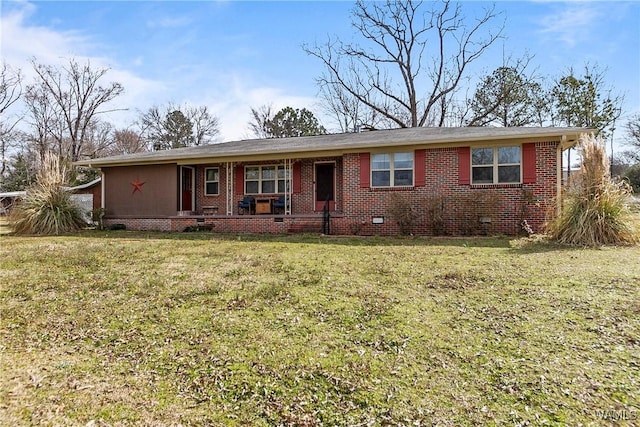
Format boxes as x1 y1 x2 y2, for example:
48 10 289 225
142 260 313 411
285 158 292 215
556 135 567 217
101 171 105 210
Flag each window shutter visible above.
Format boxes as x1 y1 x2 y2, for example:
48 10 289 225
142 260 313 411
458 147 470 185
292 162 302 194
235 165 244 195
360 153 370 188
414 149 426 187
522 143 536 184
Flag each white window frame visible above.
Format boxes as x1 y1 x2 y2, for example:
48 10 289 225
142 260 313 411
471 146 522 185
204 167 219 196
371 152 414 188
244 165 289 195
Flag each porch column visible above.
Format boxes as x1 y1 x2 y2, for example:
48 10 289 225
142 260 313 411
226 162 234 216
285 158 292 215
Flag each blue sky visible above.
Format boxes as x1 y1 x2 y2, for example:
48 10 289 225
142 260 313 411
1 1 639 148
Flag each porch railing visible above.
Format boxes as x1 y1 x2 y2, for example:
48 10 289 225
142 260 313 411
322 198 331 235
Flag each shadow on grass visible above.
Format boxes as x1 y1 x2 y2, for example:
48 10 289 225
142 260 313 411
507 237 589 254
65 228 527 250
6 226 622 253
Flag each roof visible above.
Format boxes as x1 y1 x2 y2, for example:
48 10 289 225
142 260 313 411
0 191 26 199
74 126 592 168
65 177 102 191
0 178 102 198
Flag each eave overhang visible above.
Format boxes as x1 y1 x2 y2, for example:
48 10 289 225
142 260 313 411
74 127 593 169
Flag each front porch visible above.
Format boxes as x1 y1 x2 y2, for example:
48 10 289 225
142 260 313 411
181 157 343 217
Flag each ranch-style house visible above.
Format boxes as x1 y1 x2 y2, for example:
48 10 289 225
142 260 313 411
74 126 589 235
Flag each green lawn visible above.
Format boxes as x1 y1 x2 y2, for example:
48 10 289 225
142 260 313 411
1 232 638 425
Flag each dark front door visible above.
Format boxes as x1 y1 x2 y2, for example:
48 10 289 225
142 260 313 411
181 167 193 211
315 163 335 211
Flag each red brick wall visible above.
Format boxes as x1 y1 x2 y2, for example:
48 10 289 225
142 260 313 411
333 141 559 236
195 164 228 214
104 142 560 236
103 217 172 231
104 216 305 233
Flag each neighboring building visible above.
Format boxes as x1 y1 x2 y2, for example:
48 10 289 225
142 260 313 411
0 191 24 216
0 178 101 220
67 178 102 223
74 127 589 235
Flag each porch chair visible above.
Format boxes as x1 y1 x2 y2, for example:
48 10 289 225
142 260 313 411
272 195 288 214
237 196 255 215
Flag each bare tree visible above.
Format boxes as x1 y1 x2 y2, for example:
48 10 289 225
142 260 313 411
24 82 63 161
317 79 394 132
0 63 23 177
189 105 220 145
28 58 124 162
304 0 503 128
138 105 165 148
248 104 274 138
106 129 147 156
0 63 22 124
80 121 114 159
624 114 640 162
139 103 220 150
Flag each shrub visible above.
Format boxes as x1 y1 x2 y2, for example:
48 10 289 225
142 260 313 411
386 192 415 234
546 134 638 246
623 163 640 193
9 153 86 235
90 208 106 230
423 195 446 235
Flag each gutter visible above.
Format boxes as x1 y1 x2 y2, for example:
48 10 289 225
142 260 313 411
75 129 592 169
555 130 593 216
556 135 566 216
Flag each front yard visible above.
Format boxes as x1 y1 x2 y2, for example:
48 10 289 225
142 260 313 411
0 217 10 235
0 232 638 425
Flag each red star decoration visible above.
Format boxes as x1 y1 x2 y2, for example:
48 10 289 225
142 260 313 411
130 178 146 194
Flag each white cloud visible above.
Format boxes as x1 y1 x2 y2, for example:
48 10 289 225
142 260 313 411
1 2 89 70
1 1 323 143
536 3 601 47
1 1 165 129
146 16 192 29
188 73 319 142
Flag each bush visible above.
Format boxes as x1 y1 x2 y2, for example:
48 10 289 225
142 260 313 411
386 192 415 235
90 208 106 230
546 134 638 246
9 153 86 235
623 163 640 193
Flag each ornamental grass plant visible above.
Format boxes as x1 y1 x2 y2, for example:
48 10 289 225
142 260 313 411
546 133 639 246
9 152 86 235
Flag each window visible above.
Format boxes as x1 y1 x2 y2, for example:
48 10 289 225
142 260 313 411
471 146 521 184
371 152 414 187
245 165 290 194
204 167 219 195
